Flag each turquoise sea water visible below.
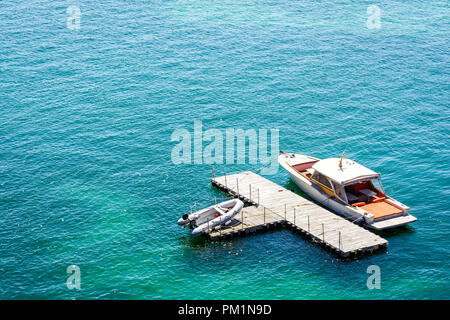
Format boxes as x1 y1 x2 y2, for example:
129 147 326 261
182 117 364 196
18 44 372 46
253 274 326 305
1 0 449 299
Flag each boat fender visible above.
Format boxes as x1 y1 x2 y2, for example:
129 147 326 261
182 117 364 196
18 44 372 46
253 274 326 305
354 217 365 225
182 214 189 220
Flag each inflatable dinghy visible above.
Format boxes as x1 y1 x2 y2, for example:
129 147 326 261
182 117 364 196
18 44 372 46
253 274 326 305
177 199 244 236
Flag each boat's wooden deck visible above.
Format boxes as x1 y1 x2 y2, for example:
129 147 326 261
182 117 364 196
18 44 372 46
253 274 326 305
360 201 403 219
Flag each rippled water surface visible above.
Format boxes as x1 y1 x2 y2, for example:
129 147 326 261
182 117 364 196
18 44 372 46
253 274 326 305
0 0 449 299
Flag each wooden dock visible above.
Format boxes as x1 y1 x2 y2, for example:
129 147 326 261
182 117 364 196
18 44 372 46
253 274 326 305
210 171 388 257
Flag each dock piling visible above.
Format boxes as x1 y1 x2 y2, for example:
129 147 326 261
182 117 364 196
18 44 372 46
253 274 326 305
264 207 266 224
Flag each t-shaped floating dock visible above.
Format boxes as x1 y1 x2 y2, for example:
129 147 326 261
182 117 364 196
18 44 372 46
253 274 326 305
210 171 388 258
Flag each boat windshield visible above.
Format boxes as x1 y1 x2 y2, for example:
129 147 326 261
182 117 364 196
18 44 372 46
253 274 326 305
330 180 347 203
371 178 385 194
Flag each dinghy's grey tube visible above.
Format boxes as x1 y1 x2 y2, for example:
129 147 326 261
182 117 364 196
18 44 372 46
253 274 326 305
177 205 217 226
177 205 213 226
191 199 244 236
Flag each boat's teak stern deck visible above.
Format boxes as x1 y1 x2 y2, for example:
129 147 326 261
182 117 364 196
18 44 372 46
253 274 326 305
358 200 404 219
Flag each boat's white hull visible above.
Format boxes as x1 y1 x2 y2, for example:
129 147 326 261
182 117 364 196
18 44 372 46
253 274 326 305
279 153 416 230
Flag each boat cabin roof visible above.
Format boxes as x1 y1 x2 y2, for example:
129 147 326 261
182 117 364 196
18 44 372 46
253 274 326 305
312 158 380 186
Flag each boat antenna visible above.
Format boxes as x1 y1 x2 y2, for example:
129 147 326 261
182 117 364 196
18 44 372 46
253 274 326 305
338 146 347 168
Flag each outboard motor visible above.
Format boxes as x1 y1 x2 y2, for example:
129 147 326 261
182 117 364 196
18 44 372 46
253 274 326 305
177 213 190 226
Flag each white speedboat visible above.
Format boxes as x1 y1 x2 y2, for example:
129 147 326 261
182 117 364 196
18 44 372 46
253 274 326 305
278 151 417 230
177 199 244 236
